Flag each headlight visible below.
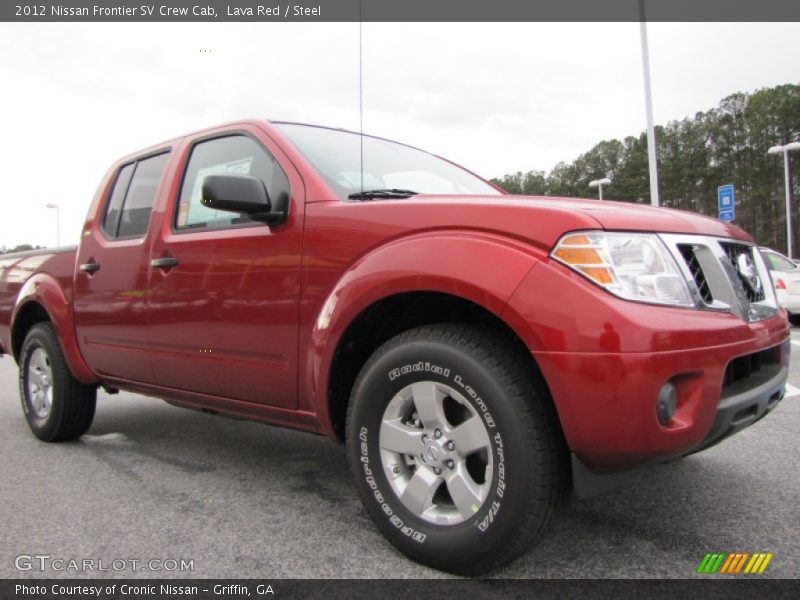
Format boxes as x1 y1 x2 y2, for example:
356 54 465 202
551 231 694 307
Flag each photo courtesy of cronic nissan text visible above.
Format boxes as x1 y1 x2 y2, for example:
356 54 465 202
0 1 798 598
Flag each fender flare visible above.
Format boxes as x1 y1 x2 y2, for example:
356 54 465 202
12 274 98 384
306 232 544 437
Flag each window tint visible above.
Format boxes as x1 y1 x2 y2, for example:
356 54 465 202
117 153 170 238
176 136 289 230
102 152 170 239
102 163 134 238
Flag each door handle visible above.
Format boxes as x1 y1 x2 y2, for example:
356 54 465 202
79 261 101 274
150 256 180 270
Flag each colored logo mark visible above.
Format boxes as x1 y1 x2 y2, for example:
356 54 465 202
696 552 773 575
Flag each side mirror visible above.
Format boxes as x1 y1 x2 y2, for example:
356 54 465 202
201 174 285 224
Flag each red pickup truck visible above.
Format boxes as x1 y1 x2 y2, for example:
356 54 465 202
0 120 789 574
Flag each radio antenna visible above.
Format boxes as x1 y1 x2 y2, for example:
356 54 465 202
359 0 364 195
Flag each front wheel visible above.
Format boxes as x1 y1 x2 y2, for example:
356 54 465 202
19 322 97 442
346 324 568 575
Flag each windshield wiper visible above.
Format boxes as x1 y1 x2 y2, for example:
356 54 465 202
348 188 418 200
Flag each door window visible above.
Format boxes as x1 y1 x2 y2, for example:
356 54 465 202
175 135 289 231
101 152 170 239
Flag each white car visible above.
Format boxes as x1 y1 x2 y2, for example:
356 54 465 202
760 246 800 324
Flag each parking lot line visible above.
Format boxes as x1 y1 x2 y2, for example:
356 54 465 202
784 383 800 398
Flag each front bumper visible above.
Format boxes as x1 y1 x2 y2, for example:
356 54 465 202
534 333 789 472
570 357 786 499
504 258 791 473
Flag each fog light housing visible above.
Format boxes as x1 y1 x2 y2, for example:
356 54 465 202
656 381 678 426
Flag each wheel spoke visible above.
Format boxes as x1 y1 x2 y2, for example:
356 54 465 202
450 415 491 456
32 351 46 373
380 418 423 455
27 348 54 419
410 381 446 430
400 465 441 515
446 468 484 519
31 391 43 413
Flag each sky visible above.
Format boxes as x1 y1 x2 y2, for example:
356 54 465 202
0 21 798 248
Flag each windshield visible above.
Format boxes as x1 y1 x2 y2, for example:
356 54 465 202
274 123 501 201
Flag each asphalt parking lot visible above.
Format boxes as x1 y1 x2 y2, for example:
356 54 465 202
1 332 798 580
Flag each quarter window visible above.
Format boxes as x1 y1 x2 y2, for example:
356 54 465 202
175 135 289 230
102 163 134 238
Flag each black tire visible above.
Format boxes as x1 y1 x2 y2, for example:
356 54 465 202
346 323 569 575
18 322 96 442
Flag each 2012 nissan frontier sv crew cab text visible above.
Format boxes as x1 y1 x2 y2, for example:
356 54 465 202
0 120 789 574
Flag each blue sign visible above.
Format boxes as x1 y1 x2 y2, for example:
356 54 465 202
718 184 735 221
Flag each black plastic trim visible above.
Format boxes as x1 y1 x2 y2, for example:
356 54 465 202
691 364 787 454
571 454 640 500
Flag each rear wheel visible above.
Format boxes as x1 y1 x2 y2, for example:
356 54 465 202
346 324 568 575
19 322 96 442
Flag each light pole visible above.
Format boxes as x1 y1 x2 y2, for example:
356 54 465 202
45 203 60 247
768 142 800 259
589 177 612 200
639 1 660 207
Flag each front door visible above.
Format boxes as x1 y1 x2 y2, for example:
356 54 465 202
146 130 302 408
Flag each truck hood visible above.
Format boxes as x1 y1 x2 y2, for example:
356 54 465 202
534 196 749 239
411 194 751 242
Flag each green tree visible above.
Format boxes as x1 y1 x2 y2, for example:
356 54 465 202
492 83 800 249
1 244 43 254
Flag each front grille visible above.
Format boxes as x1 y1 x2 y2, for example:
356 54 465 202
678 244 713 303
662 234 778 322
721 242 766 302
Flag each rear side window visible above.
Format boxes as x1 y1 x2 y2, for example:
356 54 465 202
175 135 289 231
101 152 170 239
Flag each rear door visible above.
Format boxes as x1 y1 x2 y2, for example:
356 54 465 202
74 150 171 382
146 127 303 408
